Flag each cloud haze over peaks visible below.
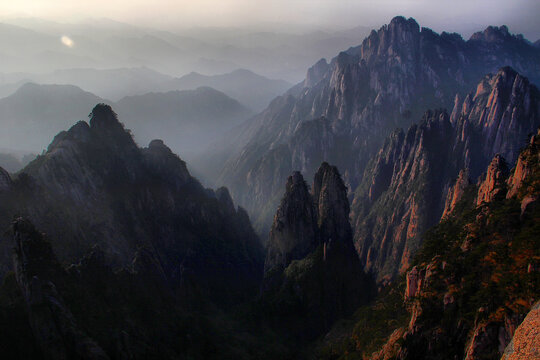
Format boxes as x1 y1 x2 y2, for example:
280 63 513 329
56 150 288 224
1 0 540 39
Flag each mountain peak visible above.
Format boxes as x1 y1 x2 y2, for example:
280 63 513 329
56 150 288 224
470 25 523 43
88 103 137 151
89 103 121 130
286 171 308 192
148 139 171 153
265 171 318 273
304 58 329 87
388 16 420 32
313 162 352 244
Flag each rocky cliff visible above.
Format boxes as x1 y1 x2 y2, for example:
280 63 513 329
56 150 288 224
262 162 374 341
218 17 540 239
316 123 540 360
351 67 540 281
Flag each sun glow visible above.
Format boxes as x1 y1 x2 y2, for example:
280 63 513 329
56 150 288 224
61 35 74 48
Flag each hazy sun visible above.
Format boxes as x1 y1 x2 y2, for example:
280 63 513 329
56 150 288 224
61 35 74 48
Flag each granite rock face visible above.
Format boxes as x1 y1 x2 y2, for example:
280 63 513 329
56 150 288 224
501 301 540 360
442 169 471 218
352 110 455 280
351 68 540 281
507 129 540 198
313 162 352 243
325 129 540 360
476 155 509 205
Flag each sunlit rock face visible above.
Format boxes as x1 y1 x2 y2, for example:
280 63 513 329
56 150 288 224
476 155 509 206
351 67 540 281
442 169 471 218
501 302 540 360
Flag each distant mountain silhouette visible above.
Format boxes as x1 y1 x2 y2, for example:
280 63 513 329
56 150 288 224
166 69 291 111
114 87 252 157
0 83 104 151
0 82 251 162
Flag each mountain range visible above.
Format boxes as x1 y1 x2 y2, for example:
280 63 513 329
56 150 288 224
0 82 251 160
216 17 540 252
0 67 291 111
0 15 538 360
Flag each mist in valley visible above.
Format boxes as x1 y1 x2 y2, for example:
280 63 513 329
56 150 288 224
1 0 539 178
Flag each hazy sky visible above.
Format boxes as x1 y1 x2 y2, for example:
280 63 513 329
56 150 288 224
1 0 540 39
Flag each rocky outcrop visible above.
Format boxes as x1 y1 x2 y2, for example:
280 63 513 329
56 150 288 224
464 322 504 360
476 155 509 205
452 67 540 175
501 301 540 360
507 129 540 198
352 110 454 280
262 162 373 341
312 162 352 243
264 171 318 274
405 266 424 299
317 111 540 360
442 169 471 217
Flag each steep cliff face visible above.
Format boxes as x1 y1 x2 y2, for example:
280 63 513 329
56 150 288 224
442 169 471 218
317 124 540 360
351 68 540 281
451 67 540 176
352 110 454 280
476 155 509 205
0 104 264 308
219 16 540 238
262 163 373 341
507 131 540 198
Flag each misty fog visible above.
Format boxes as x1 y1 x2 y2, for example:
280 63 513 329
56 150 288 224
0 1 539 176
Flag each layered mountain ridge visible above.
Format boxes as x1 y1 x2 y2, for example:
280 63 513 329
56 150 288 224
0 82 251 161
0 104 264 307
218 16 540 242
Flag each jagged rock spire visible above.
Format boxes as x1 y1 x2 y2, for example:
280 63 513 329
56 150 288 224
265 171 318 273
476 154 509 205
312 162 352 243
